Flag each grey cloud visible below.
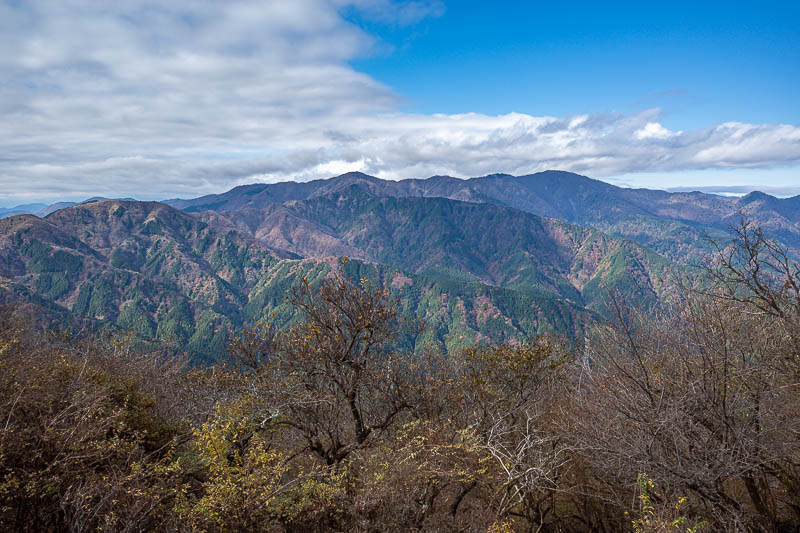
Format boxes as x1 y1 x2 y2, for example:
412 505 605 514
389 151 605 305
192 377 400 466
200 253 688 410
1 1 799 203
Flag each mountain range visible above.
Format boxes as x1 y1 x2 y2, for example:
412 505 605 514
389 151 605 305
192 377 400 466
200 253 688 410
167 171 800 261
2 170 798 360
0 198 137 219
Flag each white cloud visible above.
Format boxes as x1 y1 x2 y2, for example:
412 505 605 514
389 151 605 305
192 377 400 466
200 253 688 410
0 0 799 202
634 122 679 140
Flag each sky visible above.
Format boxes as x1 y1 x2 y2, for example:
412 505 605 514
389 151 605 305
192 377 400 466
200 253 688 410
1 0 799 206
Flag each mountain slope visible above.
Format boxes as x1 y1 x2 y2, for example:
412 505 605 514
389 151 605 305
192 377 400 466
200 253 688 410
167 171 800 260
0 201 594 359
0 201 285 359
201 186 678 312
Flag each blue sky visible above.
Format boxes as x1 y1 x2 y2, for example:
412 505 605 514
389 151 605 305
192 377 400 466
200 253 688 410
0 0 798 205
350 1 799 128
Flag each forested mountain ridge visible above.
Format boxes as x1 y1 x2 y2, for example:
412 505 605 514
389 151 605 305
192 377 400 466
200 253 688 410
167 170 800 261
7 170 795 359
0 199 617 358
0 201 285 358
201 184 675 311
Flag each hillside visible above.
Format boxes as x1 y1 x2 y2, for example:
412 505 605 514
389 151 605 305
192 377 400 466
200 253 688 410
9 173 775 360
166 170 800 261
202 185 677 312
0 200 597 359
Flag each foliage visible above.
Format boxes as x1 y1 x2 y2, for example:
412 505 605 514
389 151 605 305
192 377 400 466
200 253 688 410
630 474 706 533
0 309 186 532
2 222 800 531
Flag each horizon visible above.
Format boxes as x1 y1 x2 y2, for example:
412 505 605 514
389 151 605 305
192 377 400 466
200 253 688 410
3 169 799 210
1 1 798 204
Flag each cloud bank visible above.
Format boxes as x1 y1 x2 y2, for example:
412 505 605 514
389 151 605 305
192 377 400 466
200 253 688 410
1 0 799 201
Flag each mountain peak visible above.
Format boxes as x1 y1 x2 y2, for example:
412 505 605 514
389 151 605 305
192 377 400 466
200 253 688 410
737 190 776 205
519 170 597 182
333 171 377 180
